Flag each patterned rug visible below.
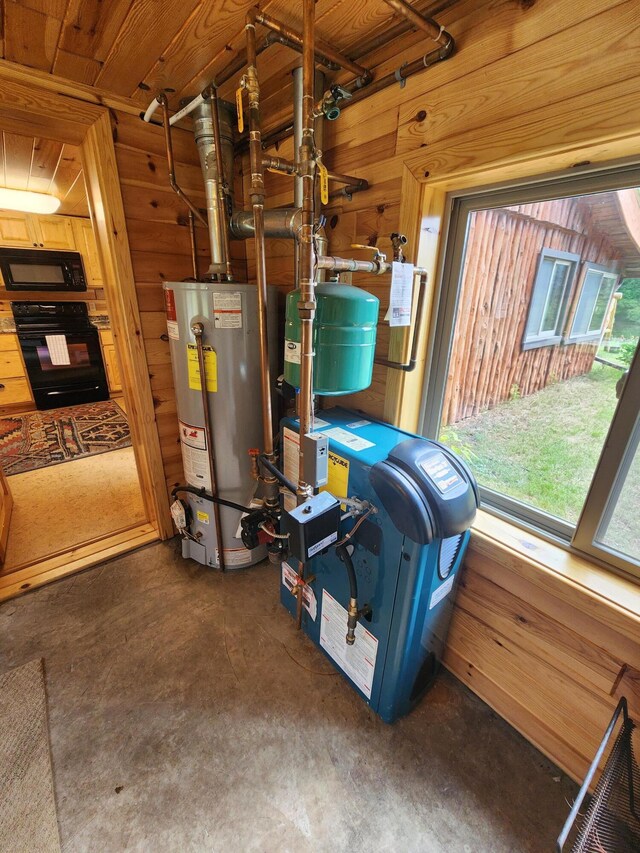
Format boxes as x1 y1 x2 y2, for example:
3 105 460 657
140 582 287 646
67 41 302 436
0 400 131 476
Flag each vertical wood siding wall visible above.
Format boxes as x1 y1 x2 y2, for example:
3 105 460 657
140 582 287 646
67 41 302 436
442 199 621 425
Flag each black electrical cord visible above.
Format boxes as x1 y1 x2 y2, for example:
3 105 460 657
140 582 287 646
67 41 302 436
335 543 358 602
258 455 297 495
171 485 252 514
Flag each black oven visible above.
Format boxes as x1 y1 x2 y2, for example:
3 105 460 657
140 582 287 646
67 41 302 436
0 248 87 292
12 302 109 410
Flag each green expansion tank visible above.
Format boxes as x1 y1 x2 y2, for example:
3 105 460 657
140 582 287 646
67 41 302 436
284 282 380 395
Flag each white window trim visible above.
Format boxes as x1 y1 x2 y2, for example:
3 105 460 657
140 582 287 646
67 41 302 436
565 263 620 343
522 248 580 350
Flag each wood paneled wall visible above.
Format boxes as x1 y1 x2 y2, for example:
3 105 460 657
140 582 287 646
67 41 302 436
252 0 640 784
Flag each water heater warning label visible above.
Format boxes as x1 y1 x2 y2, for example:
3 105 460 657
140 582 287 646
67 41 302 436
179 421 211 490
320 589 378 699
213 291 243 328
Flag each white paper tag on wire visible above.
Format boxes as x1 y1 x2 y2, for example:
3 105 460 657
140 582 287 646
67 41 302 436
389 262 414 327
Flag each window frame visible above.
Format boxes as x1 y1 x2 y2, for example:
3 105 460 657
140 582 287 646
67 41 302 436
419 162 640 578
565 262 620 343
522 248 581 350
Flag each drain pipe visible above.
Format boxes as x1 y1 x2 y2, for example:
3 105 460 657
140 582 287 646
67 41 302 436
245 11 279 509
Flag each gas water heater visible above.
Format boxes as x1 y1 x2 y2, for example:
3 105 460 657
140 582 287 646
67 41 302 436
278 407 478 723
164 280 277 569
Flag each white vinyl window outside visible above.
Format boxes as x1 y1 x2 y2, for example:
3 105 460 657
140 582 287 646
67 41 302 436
522 250 579 349
568 266 619 342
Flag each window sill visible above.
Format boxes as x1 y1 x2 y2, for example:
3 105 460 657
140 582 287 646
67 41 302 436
470 508 640 623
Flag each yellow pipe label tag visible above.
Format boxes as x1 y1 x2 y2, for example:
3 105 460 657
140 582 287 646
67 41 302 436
187 343 217 392
318 161 329 205
236 87 244 133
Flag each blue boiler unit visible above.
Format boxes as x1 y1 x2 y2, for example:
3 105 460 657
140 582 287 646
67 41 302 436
279 407 478 723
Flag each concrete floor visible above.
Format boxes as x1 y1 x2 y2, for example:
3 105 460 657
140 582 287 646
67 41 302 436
0 541 577 852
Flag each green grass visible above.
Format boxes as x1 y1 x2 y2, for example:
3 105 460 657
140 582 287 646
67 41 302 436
441 364 621 524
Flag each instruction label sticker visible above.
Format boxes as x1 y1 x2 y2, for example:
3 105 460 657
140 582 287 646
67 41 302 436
320 589 378 699
45 334 70 366
429 574 456 610
420 452 462 494
284 340 301 364
213 292 243 329
282 562 317 621
179 421 206 450
323 426 374 453
196 510 210 525
389 261 414 327
321 452 349 502
167 320 180 341
294 416 330 430
179 422 210 489
164 288 177 321
187 343 217 392
282 427 300 512
346 419 370 429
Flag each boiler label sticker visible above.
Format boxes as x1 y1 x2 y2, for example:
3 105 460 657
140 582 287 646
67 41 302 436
346 419 371 429
179 421 206 450
282 427 299 512
321 452 349 503
281 562 317 621
213 291 243 328
429 574 456 610
284 340 301 364
320 589 378 699
167 320 180 341
323 426 374 452
187 344 217 392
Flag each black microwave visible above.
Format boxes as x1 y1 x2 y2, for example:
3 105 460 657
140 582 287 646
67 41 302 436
0 248 87 292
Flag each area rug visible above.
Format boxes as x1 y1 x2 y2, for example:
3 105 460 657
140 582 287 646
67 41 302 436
0 400 131 476
0 659 61 853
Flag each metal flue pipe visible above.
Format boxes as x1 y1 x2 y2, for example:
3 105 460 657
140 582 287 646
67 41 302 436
296 0 317 499
245 11 278 507
207 86 233 281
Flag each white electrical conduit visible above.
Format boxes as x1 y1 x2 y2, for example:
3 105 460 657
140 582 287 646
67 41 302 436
142 92 206 126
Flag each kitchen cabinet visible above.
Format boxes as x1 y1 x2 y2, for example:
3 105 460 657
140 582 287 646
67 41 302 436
71 218 103 286
0 333 34 412
99 329 122 393
0 212 76 250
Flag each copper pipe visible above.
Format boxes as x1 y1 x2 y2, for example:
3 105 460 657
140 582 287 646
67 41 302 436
296 0 317 500
160 95 207 227
263 31 340 70
382 0 449 45
188 210 199 280
191 322 225 572
247 7 370 82
207 86 234 281
245 12 278 508
350 0 457 59
262 155 298 175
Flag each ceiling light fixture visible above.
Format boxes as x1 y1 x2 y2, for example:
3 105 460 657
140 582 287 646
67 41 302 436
0 188 61 215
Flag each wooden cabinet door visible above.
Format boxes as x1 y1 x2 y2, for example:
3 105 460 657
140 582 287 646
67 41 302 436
101 340 122 393
0 466 13 565
31 215 76 250
0 212 39 247
71 218 103 285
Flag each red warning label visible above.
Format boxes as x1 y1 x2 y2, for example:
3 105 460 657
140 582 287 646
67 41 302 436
164 288 177 321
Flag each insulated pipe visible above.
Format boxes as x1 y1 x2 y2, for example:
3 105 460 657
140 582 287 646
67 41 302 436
192 100 230 279
245 12 279 508
296 0 317 500
191 322 225 572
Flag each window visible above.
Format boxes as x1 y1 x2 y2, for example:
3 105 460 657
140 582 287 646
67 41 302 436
422 165 640 578
523 250 579 349
568 265 619 341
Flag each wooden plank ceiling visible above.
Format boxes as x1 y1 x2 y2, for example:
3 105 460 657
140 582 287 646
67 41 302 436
1 0 457 111
0 131 88 216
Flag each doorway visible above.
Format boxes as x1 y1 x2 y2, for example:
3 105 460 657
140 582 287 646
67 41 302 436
0 75 170 600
